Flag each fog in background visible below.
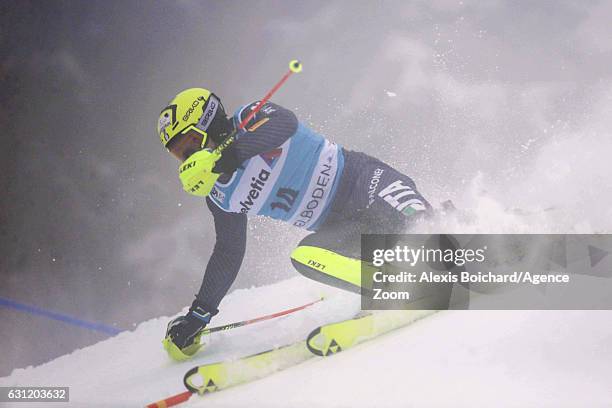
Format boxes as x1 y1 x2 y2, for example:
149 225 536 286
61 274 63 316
2 0 612 376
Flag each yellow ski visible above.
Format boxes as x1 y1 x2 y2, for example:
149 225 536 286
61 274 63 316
182 310 437 398
183 340 312 395
306 310 437 356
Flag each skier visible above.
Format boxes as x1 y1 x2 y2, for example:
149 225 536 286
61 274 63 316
157 88 432 356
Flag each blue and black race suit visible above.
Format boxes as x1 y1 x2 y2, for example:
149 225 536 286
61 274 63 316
195 101 432 313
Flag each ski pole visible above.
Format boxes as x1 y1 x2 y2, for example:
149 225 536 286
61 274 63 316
212 59 303 157
236 59 303 130
201 296 322 336
146 391 192 408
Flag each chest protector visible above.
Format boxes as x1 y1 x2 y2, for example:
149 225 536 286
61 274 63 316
208 108 344 231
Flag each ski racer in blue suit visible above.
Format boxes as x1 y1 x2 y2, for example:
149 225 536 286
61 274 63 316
157 88 432 356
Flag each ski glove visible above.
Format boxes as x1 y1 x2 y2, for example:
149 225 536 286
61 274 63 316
166 299 217 350
178 149 222 197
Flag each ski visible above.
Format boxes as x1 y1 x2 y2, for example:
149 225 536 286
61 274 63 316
306 309 437 356
149 310 437 406
184 311 436 394
149 338 314 406
163 297 323 361
182 339 312 395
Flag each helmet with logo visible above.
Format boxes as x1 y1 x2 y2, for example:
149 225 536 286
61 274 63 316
157 88 232 156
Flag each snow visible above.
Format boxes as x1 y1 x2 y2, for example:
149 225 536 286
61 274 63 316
0 279 359 407
2 275 611 407
216 310 612 408
3 171 612 407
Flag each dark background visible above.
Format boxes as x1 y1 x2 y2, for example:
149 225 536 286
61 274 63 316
2 0 612 376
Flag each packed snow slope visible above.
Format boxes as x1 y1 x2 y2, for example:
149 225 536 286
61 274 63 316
1 271 611 407
4 134 612 408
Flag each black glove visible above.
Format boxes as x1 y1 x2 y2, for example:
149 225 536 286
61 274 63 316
213 145 242 174
166 299 218 350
